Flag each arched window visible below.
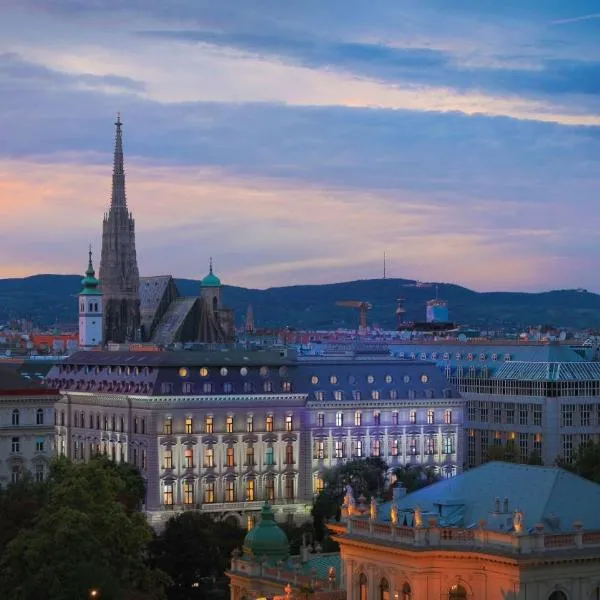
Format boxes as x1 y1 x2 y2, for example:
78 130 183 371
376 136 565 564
449 584 467 599
401 583 412 600
358 574 368 600
548 592 568 600
12 409 19 426
379 578 390 600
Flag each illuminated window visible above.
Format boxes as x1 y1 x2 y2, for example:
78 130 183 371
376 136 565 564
403 375 411 383
184 447 194 468
246 416 254 432
330 375 338 384
311 375 319 385
315 440 325 459
220 367 228 376
334 390 343 401
240 367 248 376
263 380 273 393
285 415 293 431
409 438 418 454
226 416 234 433
282 380 292 392
359 574 368 600
409 410 417 424
179 367 188 377
185 417 193 434
163 483 173 506
444 409 453 424
427 410 435 425
372 438 381 457
225 479 236 502
205 446 214 468
380 578 390 600
205 416 214 434
385 374 393 383
265 446 275 465
355 439 363 457
425 436 436 455
443 436 455 454
354 411 362 426
391 439 399 456
371 390 380 400
246 445 255 466
421 374 429 383
227 446 235 467
260 366 269 377
183 480 194 505
392 412 399 426
285 474 294 500
353 390 361 401
163 448 173 469
204 481 215 503
266 477 275 501
335 440 345 458
373 411 381 425
367 375 375 384
316 477 324 494
266 415 274 432
317 413 325 427
246 479 255 501
389 389 398 400
336 412 343 427
200 367 209 377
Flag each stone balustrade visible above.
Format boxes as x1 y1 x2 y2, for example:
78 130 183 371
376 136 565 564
343 516 600 555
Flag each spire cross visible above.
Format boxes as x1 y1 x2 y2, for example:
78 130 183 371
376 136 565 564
209 256 213 274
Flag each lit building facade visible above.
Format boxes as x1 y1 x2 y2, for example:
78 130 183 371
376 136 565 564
47 349 462 526
0 367 58 486
330 462 600 600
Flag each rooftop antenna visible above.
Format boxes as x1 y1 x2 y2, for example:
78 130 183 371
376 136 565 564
383 252 387 280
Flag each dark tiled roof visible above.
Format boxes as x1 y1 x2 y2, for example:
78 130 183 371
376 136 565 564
0 365 52 391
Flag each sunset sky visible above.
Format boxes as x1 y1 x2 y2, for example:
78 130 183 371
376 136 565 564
1 1 599 291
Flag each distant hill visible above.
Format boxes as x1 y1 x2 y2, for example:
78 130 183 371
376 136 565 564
1 274 600 330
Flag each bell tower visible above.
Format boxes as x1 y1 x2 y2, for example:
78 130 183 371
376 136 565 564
79 247 103 349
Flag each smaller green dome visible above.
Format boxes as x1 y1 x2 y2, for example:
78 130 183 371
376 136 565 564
243 503 289 562
200 258 221 288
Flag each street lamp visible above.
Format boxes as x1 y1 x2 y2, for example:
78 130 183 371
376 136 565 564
89 589 100 599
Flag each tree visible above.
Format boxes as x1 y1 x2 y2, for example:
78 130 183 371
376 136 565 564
527 450 543 465
312 457 388 539
560 441 600 484
150 512 245 600
390 465 440 494
0 457 167 600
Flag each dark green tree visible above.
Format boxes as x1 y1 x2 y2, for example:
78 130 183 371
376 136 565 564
560 441 600 484
149 512 245 600
390 465 440 494
0 457 167 600
527 450 543 465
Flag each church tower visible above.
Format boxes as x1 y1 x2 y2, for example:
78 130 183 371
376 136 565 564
79 248 103 349
99 115 141 343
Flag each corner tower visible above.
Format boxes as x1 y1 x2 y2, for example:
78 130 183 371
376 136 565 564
79 247 103 349
99 114 141 343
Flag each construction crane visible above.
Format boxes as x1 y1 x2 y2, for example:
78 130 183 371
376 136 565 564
336 300 373 330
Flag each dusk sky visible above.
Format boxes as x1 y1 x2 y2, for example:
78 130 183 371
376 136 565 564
1 1 599 292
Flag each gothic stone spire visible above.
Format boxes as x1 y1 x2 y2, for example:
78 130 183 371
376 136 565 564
99 114 141 343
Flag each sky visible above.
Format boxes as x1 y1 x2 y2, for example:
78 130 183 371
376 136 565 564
1 1 599 292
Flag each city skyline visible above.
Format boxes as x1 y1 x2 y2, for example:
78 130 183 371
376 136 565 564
1 1 599 292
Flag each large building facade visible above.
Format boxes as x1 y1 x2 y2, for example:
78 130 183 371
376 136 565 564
48 349 462 526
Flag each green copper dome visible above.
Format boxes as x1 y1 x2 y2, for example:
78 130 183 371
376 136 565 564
200 258 221 288
80 248 102 296
242 503 289 562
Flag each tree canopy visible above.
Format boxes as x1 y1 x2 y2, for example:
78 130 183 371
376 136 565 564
0 456 167 600
560 440 600 484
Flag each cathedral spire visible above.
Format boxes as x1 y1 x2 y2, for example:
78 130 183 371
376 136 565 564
111 112 127 210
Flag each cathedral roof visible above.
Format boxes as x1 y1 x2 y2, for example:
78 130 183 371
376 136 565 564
200 258 221 288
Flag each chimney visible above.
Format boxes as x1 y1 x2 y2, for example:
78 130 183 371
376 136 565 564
495 497 501 512
393 485 407 502
503 497 509 513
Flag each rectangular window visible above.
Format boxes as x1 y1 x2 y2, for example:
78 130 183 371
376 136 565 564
355 439 363 457
335 440 345 458
184 447 194 468
336 412 343 427
164 448 173 469
409 410 417 425
185 417 193 434
391 438 399 456
266 477 275 502
492 403 502 424
205 447 214 468
36 409 44 425
443 436 454 454
202 382 213 394
35 464 44 483
581 404 592 427
519 406 528 426
183 480 194 505
317 413 325 427
372 438 381 457
444 409 453 425
533 406 542 427
427 410 435 425
562 434 574 463
467 402 477 422
163 483 174 506
73 440 79 459
226 446 235 467
480 405 488 422
265 446 275 465
11 437 20 453
505 403 515 425
133 417 138 434
354 411 362 426
205 416 214 434
425 436 436 455
204 481 215 503
141 418 146 435
11 466 21 484
35 438 44 453
392 412 399 426
183 382 194 394
141 449 147 471
409 438 417 455
225 480 236 502
561 405 574 427
373 412 381 426
246 445 255 466
246 416 254 432
285 475 294 500
246 479 255 501
266 415 273 432
164 417 173 435
285 415 293 432
161 382 173 394
226 416 234 433
314 441 325 460
285 444 294 465
315 477 324 494
120 416 125 433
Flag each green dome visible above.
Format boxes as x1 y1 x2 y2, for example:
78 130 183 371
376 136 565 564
80 249 102 296
243 503 289 562
200 258 221 288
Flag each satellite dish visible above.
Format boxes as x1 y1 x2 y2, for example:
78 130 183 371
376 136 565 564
559 331 567 341
458 333 467 342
